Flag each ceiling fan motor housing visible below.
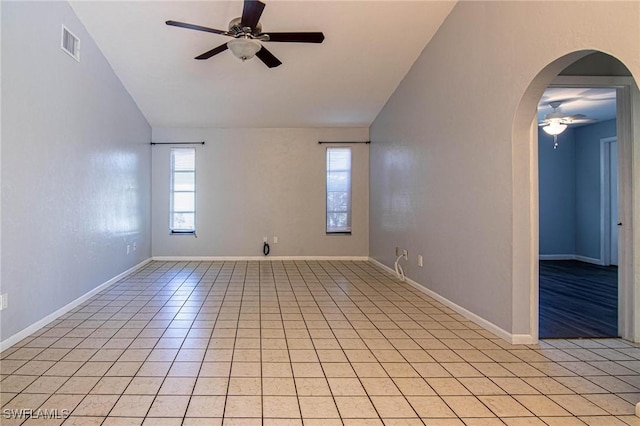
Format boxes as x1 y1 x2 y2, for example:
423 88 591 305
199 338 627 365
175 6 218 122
228 17 262 38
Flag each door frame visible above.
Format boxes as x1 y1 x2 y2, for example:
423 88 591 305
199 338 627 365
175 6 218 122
533 75 637 342
601 136 618 267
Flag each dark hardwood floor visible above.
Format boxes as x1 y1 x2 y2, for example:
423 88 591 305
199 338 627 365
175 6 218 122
539 260 618 339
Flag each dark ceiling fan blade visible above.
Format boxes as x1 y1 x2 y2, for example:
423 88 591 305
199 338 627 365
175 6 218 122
265 32 325 43
241 0 265 29
166 20 229 36
195 43 228 60
255 46 282 68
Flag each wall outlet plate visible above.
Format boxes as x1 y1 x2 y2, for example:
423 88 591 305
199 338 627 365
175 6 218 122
263 237 268 243
418 255 423 267
403 249 408 260
273 236 279 244
0 294 7 310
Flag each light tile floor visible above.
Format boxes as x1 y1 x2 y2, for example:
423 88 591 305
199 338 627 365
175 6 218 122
1 260 640 425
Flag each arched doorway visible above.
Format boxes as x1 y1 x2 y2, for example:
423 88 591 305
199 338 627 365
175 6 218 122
513 51 640 343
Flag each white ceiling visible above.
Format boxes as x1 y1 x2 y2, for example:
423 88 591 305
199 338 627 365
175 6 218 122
537 87 617 126
69 1 456 129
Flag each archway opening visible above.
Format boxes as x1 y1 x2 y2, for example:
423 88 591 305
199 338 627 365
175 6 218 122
538 72 620 338
512 50 639 343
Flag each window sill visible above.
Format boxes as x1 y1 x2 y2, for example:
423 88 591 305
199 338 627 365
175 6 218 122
170 230 196 236
326 231 352 235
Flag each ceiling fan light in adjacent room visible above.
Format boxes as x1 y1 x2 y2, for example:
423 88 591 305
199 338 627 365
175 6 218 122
542 121 567 136
227 38 261 61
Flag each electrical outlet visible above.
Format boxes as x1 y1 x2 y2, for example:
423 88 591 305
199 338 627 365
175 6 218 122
273 236 279 244
126 244 131 255
263 237 268 243
133 242 137 251
403 249 408 260
418 255 423 267
0 294 7 310
395 247 399 256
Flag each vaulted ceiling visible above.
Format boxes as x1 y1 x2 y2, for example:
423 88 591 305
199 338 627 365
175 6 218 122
69 1 457 128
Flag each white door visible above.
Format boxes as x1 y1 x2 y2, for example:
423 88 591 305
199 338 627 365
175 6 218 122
610 141 618 266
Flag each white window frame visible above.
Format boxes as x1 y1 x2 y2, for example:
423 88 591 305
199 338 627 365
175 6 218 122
326 147 352 234
170 147 196 234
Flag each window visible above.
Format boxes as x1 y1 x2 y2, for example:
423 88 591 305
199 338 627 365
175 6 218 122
170 148 196 234
326 147 352 233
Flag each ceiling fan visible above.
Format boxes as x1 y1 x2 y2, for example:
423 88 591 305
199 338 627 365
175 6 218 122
166 0 325 68
538 101 596 148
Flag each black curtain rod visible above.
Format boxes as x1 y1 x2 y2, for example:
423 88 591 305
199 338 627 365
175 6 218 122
318 141 370 144
150 141 205 145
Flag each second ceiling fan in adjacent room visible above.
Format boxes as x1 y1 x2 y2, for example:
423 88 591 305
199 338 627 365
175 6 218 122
539 101 596 148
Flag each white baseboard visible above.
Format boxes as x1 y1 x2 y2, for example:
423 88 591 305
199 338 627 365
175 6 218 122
0 258 152 352
368 258 535 345
152 256 370 262
511 334 536 344
539 254 603 265
538 254 575 260
574 255 603 265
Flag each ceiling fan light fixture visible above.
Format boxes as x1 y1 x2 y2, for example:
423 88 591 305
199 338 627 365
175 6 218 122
542 121 567 136
227 37 261 61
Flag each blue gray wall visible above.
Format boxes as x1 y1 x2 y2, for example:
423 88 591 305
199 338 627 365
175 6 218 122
576 119 617 259
539 119 617 260
1 1 152 344
539 129 576 255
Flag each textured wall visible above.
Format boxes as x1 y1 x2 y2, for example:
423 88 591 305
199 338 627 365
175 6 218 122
1 2 151 342
151 127 369 258
370 1 640 335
